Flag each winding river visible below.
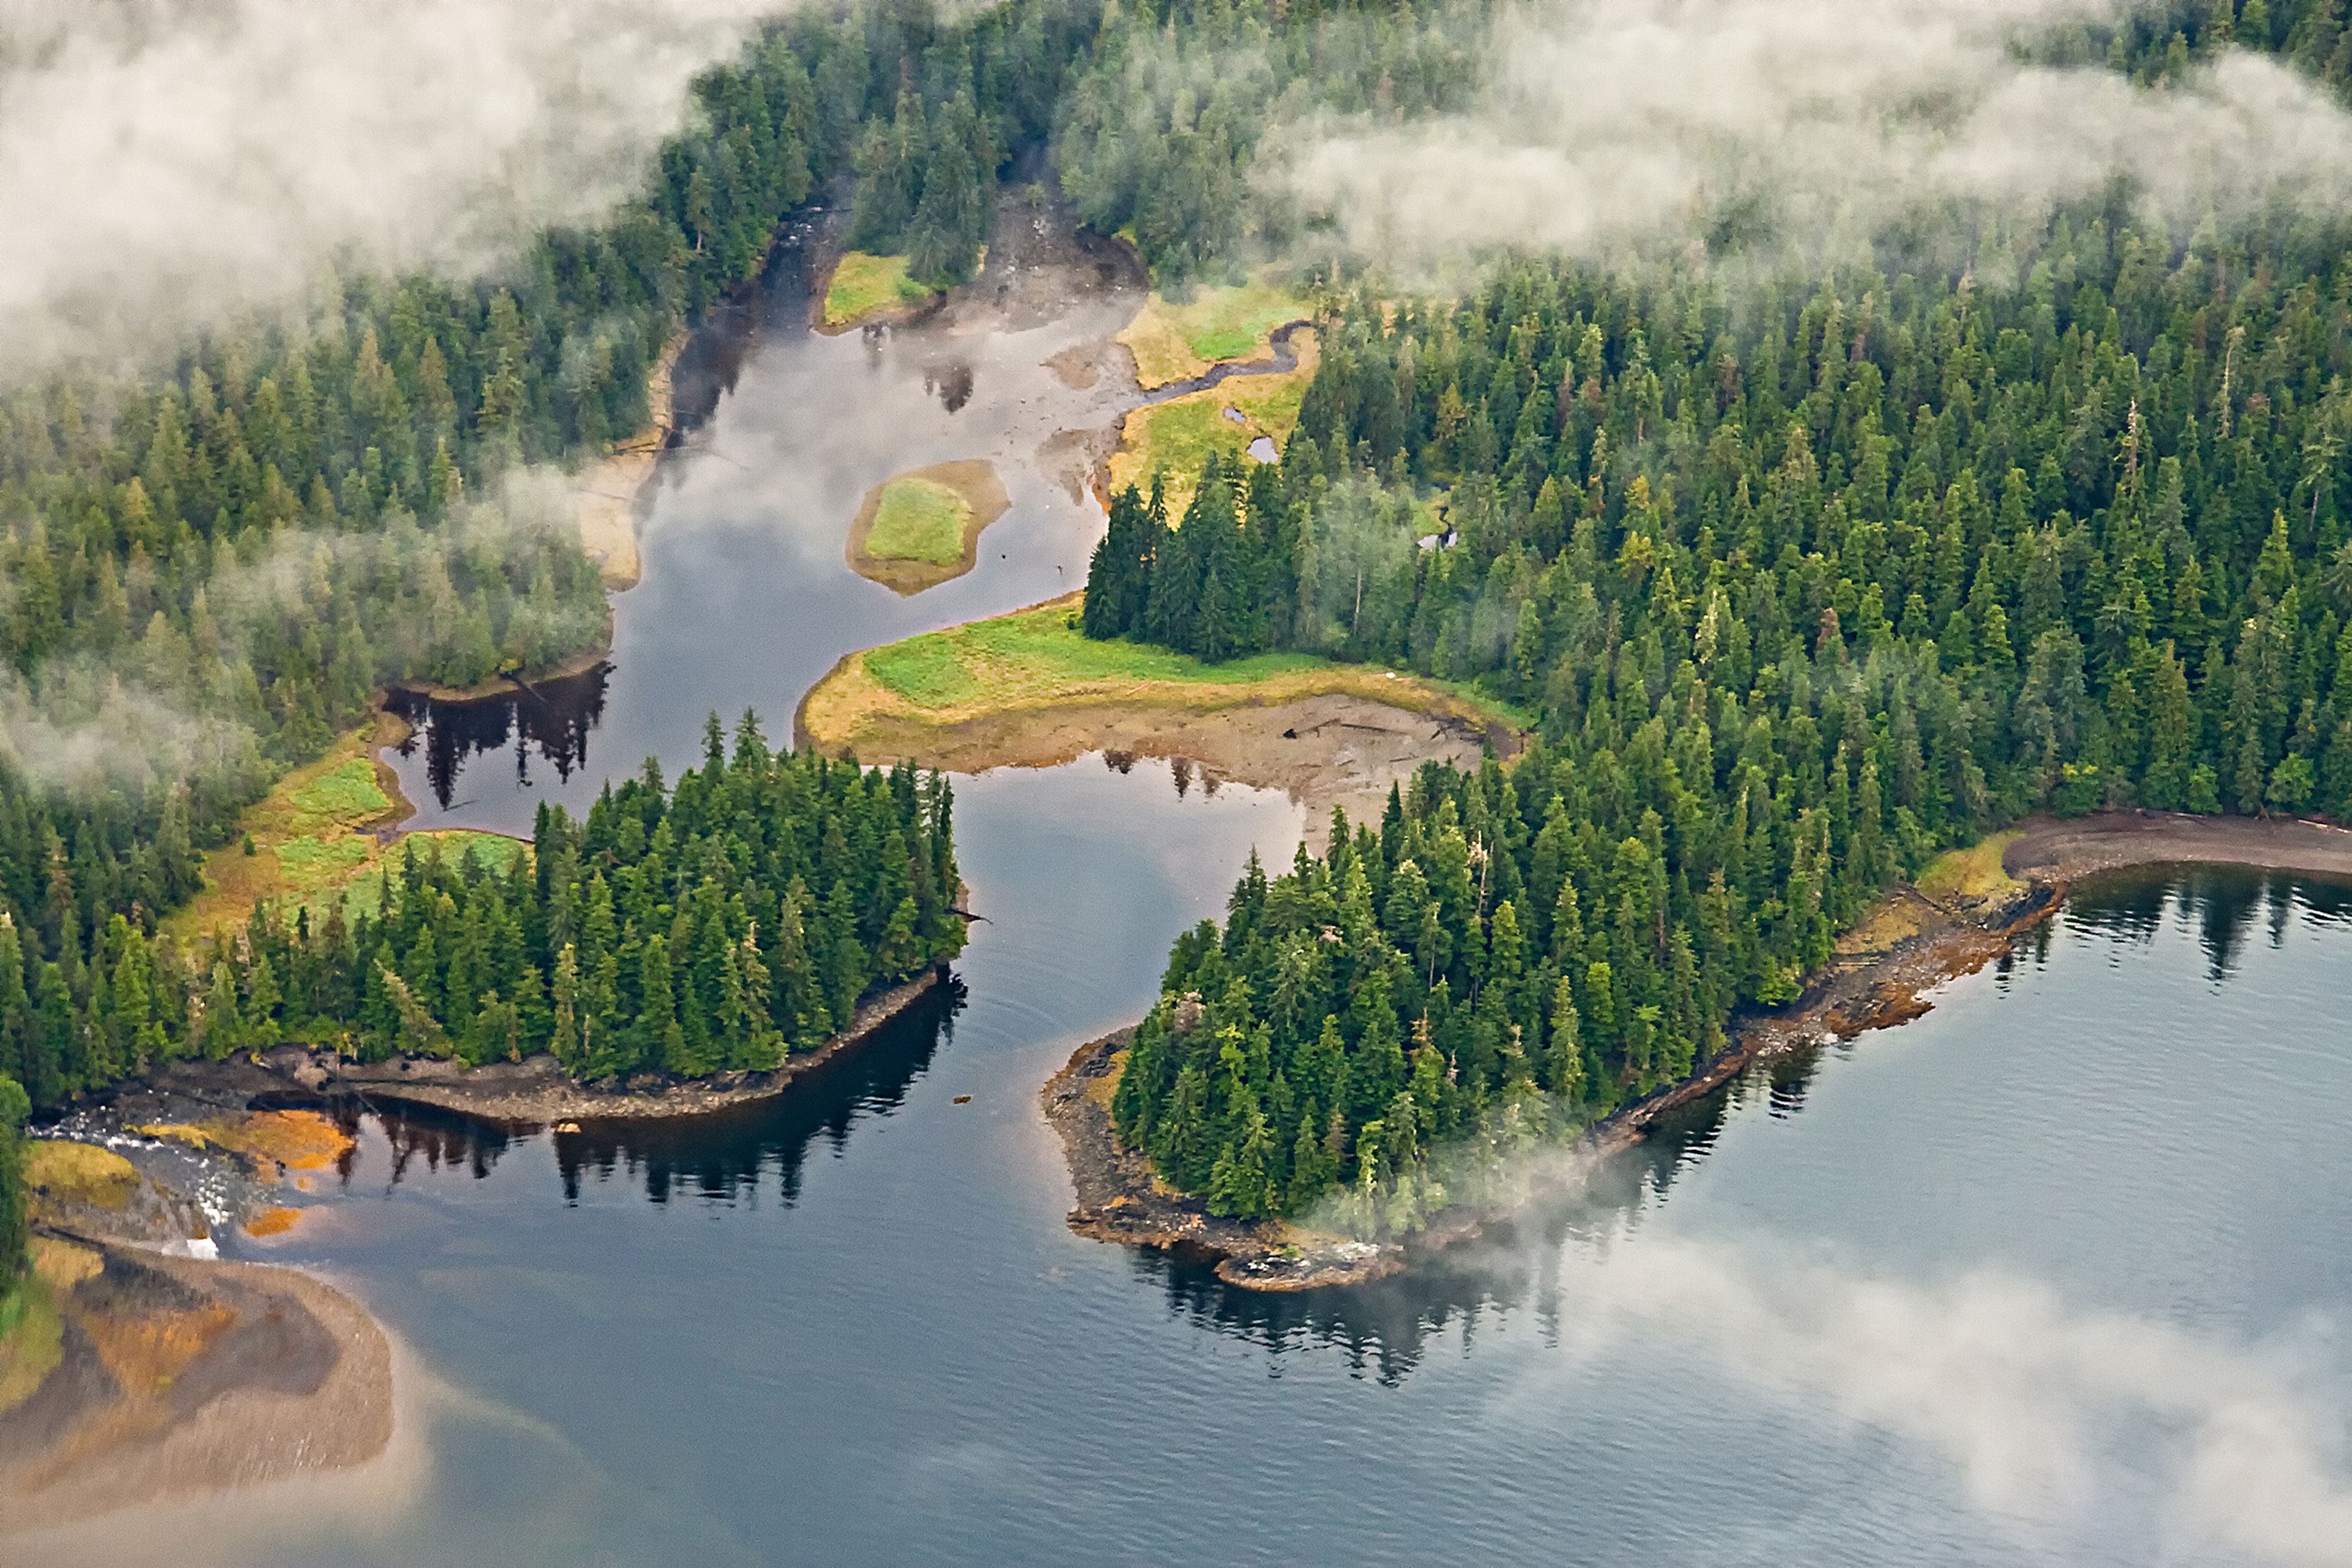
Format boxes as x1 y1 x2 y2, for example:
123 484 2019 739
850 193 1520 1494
32 222 2352 1566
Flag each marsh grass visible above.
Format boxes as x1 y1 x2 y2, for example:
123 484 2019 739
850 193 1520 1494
167 722 526 940
1916 831 2024 907
863 477 973 564
1118 279 1308 387
803 594 1529 758
864 602 1326 712
1110 331 1319 519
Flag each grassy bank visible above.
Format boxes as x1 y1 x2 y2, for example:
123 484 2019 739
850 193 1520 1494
821 251 934 330
1110 330 1319 519
845 459 1011 594
163 718 525 941
799 591 1525 753
1117 278 1310 389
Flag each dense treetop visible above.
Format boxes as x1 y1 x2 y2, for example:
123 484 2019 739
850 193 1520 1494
0 715 964 1109
1091 1 2352 1228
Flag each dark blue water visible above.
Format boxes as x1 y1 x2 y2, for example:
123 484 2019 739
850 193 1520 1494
35 240 2352 1566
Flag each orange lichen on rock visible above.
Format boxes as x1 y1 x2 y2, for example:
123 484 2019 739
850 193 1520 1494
242 1207 302 1238
136 1109 354 1178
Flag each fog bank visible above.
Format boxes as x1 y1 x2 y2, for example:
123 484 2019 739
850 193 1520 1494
0 0 779 377
1282 0 2352 275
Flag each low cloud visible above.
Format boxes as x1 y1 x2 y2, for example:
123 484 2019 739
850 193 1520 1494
0 0 780 377
1280 0 2352 276
0 469 597 795
1525 1232 2352 1563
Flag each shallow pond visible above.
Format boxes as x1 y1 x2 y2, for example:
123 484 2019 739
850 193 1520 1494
35 226 2352 1566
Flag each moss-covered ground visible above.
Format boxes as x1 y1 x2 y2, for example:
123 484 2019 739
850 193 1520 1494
823 252 933 329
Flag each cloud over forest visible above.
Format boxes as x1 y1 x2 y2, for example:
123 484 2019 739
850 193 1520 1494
0 0 781 376
1279 0 2352 274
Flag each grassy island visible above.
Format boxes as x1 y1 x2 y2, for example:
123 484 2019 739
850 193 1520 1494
821 250 937 330
846 460 1011 594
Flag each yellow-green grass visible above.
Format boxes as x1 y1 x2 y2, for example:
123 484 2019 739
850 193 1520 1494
822 251 933 329
864 477 972 564
329 830 527 925
1916 830 2023 907
0 1273 62 1415
25 1140 141 1212
1118 279 1310 389
845 460 1011 596
166 721 527 941
800 591 1524 752
1110 330 1319 520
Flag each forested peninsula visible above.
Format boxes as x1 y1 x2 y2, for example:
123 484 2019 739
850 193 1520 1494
0 0 1091 1305
1044 2 2352 1257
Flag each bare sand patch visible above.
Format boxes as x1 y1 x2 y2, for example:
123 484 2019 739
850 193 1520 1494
572 329 686 590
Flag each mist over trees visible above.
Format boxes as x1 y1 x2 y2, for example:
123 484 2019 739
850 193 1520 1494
1091 0 2352 1228
0 0 1093 1106
9 0 2352 1274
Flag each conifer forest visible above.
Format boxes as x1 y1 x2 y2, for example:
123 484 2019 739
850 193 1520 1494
10 0 2352 1313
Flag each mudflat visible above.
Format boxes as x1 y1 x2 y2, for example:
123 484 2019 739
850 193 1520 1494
0 1243 390 1536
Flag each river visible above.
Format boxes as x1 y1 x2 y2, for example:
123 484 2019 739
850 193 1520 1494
33 222 2352 1566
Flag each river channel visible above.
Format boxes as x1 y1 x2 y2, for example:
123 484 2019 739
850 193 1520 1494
34 220 2352 1566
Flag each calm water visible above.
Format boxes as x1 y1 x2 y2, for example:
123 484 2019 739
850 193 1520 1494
37 235 2352 1565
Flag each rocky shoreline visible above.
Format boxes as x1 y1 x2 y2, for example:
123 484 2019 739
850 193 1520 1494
130 962 952 1126
1044 809 2352 1292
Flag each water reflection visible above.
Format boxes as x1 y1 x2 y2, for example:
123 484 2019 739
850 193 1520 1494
1141 1125 1693 1384
923 362 974 412
301 862 2352 1388
1135 862 2352 1377
2052 865 2352 981
333 981 958 1208
549 981 958 1206
383 663 609 811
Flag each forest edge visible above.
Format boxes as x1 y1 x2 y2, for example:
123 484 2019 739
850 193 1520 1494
1044 810 2352 1292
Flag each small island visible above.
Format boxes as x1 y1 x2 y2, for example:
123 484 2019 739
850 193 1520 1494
845 460 1011 594
818 250 938 332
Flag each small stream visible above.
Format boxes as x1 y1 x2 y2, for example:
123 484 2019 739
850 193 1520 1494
32 205 2352 1567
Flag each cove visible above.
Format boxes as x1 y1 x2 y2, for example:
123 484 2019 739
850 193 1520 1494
28 220 2352 1565
32 862 2352 1563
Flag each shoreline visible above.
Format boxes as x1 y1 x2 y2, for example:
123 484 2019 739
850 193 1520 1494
796 594 1523 831
572 327 690 591
0 1240 393 1537
1044 810 2352 1292
117 963 953 1128
379 636 615 707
